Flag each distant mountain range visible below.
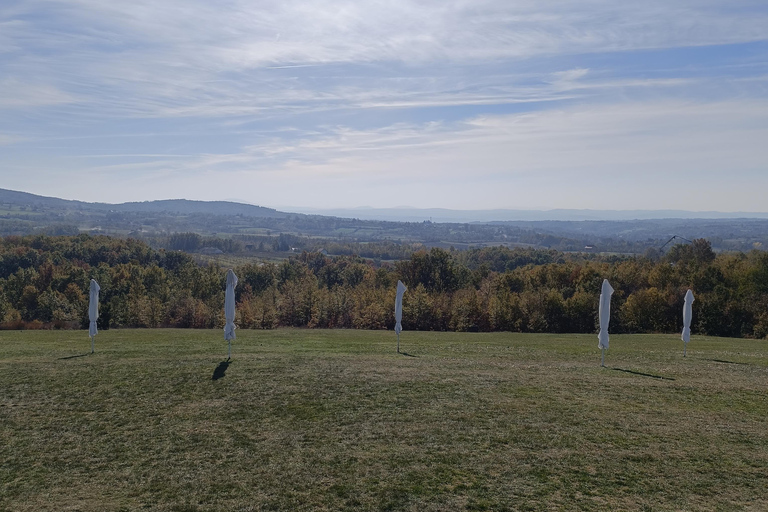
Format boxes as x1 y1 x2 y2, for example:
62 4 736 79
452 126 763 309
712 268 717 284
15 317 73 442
0 188 287 218
3 188 768 254
4 188 767 223
284 206 768 223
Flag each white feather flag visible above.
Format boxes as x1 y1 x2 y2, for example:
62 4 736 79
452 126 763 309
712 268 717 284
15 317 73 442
682 289 694 343
395 280 407 335
224 269 238 342
88 279 100 338
598 279 614 350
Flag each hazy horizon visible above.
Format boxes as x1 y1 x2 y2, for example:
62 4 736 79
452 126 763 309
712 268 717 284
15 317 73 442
9 186 768 223
1 2 767 210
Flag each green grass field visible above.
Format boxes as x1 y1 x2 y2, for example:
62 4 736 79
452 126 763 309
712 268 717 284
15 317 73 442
1 329 767 511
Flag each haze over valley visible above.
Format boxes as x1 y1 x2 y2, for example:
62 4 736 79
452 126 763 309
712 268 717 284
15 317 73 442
3 188 767 258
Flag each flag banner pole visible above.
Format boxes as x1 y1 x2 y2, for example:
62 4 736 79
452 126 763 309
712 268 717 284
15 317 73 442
88 279 100 355
394 280 407 355
224 269 238 361
682 289 694 359
598 279 613 369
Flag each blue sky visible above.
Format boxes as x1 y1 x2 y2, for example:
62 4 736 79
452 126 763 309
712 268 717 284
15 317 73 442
1 0 767 211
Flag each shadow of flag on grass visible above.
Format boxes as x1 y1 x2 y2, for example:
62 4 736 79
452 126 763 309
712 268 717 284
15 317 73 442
612 367 675 380
212 360 230 380
58 353 90 360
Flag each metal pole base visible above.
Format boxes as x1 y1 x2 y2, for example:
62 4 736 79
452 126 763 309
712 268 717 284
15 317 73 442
228 340 231 360
601 348 605 367
91 336 94 354
397 333 400 354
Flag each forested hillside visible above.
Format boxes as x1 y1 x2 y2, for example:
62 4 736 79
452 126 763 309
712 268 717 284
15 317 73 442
1 234 766 338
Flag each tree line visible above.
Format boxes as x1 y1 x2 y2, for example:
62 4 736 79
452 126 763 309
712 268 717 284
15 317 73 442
0 234 766 338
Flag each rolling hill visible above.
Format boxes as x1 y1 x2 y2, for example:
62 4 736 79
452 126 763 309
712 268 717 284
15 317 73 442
2 188 768 255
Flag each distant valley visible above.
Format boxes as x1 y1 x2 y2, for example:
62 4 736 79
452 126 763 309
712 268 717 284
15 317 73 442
285 206 768 223
2 188 768 258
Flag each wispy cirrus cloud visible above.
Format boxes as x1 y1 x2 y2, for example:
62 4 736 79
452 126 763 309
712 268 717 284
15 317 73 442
18 0 768 64
0 134 25 145
0 78 77 108
1 0 767 210
3 0 767 118
15 98 765 210
212 99 768 178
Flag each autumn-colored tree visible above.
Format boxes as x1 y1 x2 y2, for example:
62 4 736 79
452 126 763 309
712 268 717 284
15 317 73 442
1 233 766 338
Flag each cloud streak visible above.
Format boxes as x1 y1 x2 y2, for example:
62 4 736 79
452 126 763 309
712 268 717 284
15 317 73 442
11 99 765 211
3 0 768 117
1 0 767 211
20 0 768 64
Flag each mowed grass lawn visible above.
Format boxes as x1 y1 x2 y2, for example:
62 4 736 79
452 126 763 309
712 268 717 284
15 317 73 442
1 329 767 511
